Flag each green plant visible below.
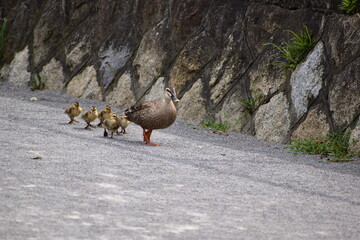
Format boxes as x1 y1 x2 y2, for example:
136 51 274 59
200 119 231 132
0 18 10 59
264 25 315 71
240 92 264 115
28 73 46 91
339 0 359 14
286 130 357 161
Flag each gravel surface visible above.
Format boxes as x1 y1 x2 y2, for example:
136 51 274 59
1 82 360 240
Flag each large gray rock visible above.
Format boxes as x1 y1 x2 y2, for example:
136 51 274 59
325 15 360 69
99 44 132 89
177 79 207 122
133 19 171 94
66 66 103 100
291 107 330 140
290 41 325 119
329 58 360 127
349 124 360 155
105 72 135 109
40 58 64 91
209 34 238 105
215 90 251 132
254 93 291 143
169 32 216 92
249 51 286 97
143 77 166 102
32 1 63 66
6 46 31 86
65 37 91 72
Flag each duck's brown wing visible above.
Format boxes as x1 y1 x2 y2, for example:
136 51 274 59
124 101 162 124
64 106 73 114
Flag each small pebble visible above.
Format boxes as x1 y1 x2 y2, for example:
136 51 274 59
30 97 37 101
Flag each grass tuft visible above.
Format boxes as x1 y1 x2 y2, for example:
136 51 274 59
339 0 359 14
264 25 315 71
286 130 358 161
200 119 231 132
239 92 264 115
28 73 46 91
0 18 10 60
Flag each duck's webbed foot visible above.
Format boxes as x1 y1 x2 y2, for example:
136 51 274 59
144 129 159 146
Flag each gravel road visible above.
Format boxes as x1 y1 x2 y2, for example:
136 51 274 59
1 82 360 240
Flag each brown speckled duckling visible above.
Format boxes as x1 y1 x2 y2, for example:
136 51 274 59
97 106 113 127
118 113 131 134
103 113 121 138
81 106 98 129
64 102 82 124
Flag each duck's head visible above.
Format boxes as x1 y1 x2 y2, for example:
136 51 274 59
74 102 80 107
105 106 112 112
165 88 180 103
91 106 97 112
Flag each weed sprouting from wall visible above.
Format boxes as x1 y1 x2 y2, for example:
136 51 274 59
0 18 10 60
339 0 359 14
264 25 315 71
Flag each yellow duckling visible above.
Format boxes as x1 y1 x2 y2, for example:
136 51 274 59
64 102 82 124
81 106 98 129
103 113 121 138
97 106 113 127
118 114 131 134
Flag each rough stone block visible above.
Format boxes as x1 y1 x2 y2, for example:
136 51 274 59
7 46 31 86
291 107 330 140
255 93 291 143
329 58 360 127
40 58 64 91
290 41 325 119
177 79 207 122
66 66 102 100
105 72 136 109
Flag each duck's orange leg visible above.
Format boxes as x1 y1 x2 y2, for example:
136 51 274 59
143 129 159 146
143 129 147 142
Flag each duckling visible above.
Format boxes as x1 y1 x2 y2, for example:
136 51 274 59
118 114 131 134
124 87 179 145
103 113 121 138
64 102 82 124
97 106 113 127
81 106 98 129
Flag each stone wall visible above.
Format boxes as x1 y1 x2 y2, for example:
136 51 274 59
0 0 359 148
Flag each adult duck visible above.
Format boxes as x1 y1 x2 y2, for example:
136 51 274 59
124 88 179 145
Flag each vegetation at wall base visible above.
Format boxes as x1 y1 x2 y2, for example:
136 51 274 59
286 130 358 162
0 18 10 60
240 92 264 115
200 119 231 132
264 25 315 71
339 0 359 14
28 73 46 91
